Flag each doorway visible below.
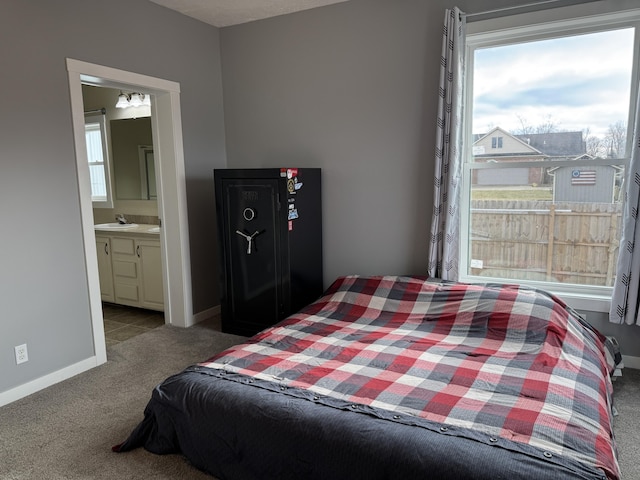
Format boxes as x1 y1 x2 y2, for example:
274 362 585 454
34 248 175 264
67 59 194 366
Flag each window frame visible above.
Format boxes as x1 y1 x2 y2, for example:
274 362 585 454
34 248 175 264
84 111 114 209
460 3 640 312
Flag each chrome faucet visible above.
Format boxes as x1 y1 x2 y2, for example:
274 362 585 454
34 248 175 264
115 213 128 224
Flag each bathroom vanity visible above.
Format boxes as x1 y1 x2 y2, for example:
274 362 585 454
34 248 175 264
94 224 164 311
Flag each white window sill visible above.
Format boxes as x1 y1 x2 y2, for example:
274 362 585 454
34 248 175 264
459 275 612 313
548 290 611 314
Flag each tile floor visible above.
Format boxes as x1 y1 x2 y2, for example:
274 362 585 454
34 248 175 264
102 303 165 347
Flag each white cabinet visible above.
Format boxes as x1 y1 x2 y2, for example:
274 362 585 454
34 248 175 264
95 235 115 303
97 232 164 311
138 239 164 310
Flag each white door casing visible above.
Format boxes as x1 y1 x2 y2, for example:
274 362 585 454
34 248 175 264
67 58 194 366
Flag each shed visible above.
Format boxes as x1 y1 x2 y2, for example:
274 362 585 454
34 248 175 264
549 165 619 203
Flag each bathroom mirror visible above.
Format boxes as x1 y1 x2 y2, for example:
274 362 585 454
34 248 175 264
110 117 156 200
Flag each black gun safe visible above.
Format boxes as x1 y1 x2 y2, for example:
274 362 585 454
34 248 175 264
214 168 323 336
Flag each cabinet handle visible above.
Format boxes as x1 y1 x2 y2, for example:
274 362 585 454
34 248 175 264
105 243 109 255
136 245 140 257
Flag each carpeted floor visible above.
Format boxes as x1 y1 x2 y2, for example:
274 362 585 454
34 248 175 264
0 317 244 480
611 367 640 479
0 319 639 479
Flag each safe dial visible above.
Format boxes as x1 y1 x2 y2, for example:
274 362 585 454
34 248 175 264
243 208 256 221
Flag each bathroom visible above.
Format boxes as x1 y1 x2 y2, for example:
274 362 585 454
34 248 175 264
82 85 164 346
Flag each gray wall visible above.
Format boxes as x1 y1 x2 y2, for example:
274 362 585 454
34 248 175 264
221 0 439 282
0 0 226 395
219 0 640 357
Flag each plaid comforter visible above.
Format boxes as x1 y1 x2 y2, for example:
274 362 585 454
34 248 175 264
201 275 619 480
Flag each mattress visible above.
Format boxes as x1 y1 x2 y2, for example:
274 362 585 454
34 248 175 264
115 275 619 480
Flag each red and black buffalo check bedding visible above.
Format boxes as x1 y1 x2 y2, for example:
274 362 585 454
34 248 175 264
201 275 619 480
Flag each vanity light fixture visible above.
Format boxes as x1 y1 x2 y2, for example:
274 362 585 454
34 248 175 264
115 91 151 109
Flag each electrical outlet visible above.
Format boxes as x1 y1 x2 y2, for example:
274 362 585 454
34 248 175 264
14 344 28 365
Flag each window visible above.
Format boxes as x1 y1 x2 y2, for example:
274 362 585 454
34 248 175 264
84 112 113 208
461 5 640 310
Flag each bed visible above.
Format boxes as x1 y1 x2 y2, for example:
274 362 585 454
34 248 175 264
114 275 620 480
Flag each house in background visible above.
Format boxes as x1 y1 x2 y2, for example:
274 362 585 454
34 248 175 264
473 127 546 185
516 131 586 158
472 127 587 186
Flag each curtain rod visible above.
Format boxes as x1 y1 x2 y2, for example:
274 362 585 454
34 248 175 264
464 0 598 20
84 108 106 115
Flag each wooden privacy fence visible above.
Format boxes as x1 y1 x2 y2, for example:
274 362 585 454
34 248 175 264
469 200 622 286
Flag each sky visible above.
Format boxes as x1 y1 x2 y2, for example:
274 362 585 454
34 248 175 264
472 27 635 138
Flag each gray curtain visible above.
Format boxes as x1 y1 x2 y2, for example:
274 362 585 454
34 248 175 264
428 7 466 280
610 87 640 325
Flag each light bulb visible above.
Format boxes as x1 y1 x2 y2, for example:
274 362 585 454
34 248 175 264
115 93 130 109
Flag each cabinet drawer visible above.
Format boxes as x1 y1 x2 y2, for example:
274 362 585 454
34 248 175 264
112 237 136 255
113 260 138 279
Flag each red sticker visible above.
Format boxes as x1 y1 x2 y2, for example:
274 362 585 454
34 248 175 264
288 220 293 231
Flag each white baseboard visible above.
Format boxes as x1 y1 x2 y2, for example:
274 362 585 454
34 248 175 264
192 305 221 325
0 356 102 408
622 355 640 371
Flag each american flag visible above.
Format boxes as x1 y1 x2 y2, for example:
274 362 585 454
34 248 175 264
571 169 596 185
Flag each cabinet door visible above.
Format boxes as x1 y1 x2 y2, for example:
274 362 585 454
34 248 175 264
111 237 140 306
138 239 164 311
95 235 115 302
221 179 282 331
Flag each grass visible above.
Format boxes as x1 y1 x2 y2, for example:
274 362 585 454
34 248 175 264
471 186 553 201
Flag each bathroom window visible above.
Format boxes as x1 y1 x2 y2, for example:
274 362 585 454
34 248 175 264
85 112 113 208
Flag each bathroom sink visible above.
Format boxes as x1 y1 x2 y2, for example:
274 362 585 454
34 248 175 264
94 223 139 230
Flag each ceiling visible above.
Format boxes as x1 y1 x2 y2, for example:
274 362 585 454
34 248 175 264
148 0 351 27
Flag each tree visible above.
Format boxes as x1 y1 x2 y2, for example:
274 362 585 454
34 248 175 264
514 114 534 135
583 127 606 158
605 121 627 158
534 114 560 134
511 114 560 135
